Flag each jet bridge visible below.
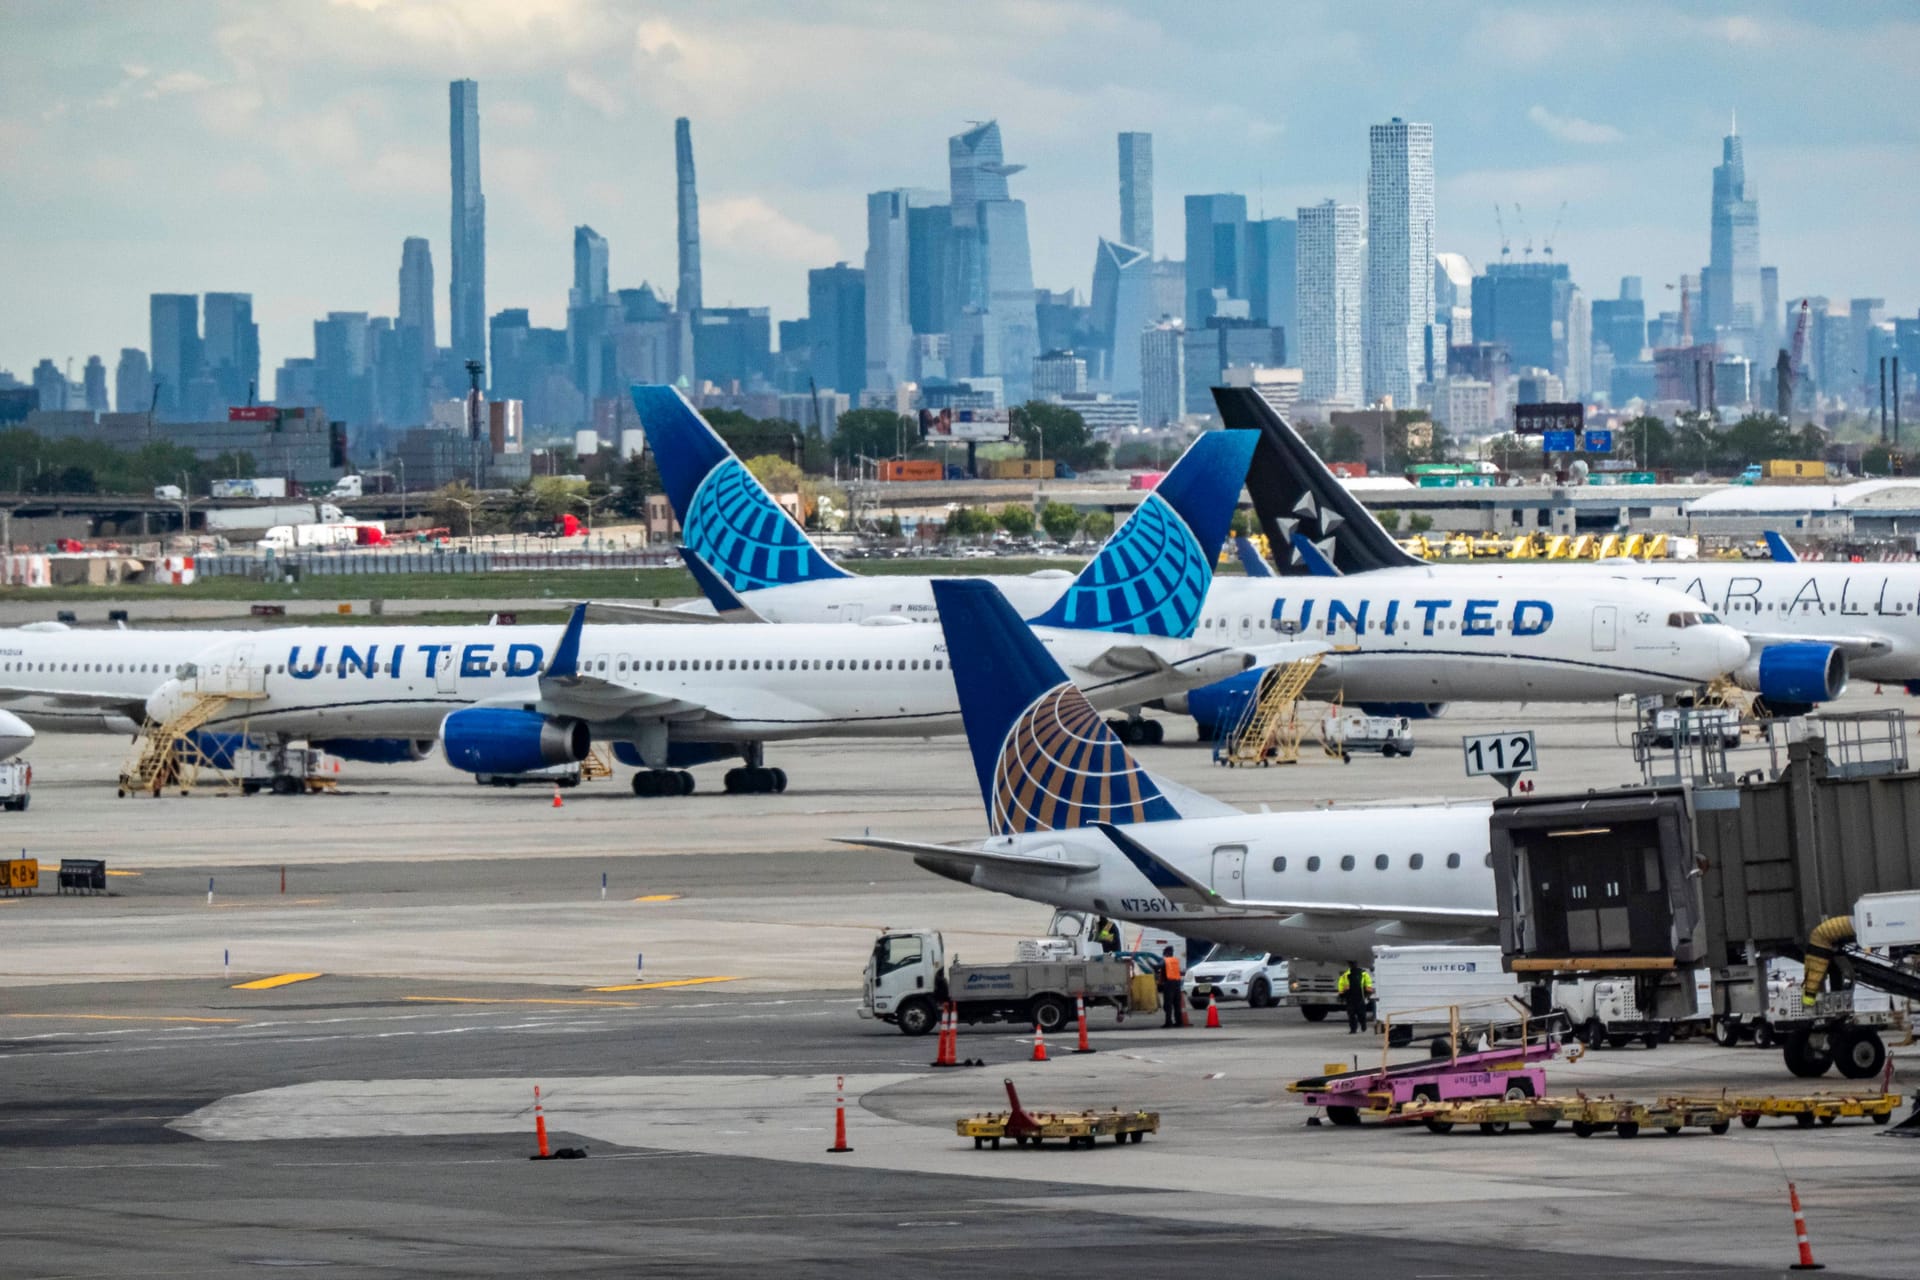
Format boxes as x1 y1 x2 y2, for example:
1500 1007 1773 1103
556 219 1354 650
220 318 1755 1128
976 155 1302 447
1488 712 1920 1075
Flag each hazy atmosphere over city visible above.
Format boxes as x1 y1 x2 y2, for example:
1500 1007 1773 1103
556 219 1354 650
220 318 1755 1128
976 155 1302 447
4 0 1917 380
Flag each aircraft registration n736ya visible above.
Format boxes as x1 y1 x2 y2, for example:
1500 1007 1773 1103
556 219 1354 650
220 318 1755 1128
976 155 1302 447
140 431 1320 795
1221 385 1908 711
842 579 1500 965
635 383 1752 730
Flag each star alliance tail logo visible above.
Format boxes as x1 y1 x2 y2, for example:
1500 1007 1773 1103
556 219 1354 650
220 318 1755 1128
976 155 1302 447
682 457 846 590
990 682 1177 834
1031 493 1210 637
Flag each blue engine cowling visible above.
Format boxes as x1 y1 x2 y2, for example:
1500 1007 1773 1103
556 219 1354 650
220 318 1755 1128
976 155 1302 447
440 708 589 775
1354 701 1448 720
1737 642 1847 711
185 731 253 770
314 738 438 765
1169 668 1265 736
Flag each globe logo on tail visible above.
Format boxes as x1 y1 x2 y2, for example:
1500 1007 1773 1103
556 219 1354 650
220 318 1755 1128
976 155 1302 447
682 457 842 590
990 682 1175 834
1031 493 1209 636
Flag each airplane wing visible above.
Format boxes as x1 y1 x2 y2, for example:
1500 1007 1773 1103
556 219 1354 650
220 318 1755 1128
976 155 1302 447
1743 632 1893 659
0 687 146 719
1095 823 1496 925
835 835 1103 876
581 601 728 626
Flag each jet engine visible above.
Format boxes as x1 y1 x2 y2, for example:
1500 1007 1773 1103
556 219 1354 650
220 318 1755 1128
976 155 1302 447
1735 642 1847 715
439 708 588 775
314 738 438 765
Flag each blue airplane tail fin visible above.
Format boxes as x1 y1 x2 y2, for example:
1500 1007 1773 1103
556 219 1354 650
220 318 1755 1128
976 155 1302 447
630 383 850 591
1763 530 1799 563
1028 429 1255 637
934 579 1180 835
1234 534 1276 578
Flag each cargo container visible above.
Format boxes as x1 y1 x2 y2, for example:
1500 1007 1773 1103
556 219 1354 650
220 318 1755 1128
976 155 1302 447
877 459 943 482
1329 461 1369 478
211 478 289 499
1128 471 1165 491
1762 459 1827 480
980 458 1057 480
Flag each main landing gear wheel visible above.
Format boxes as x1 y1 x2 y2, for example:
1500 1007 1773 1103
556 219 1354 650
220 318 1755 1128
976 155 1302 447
1106 717 1163 746
723 766 787 794
631 770 695 798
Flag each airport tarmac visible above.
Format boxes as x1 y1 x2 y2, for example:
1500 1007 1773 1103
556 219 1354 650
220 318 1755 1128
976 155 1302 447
4 693 1918 1277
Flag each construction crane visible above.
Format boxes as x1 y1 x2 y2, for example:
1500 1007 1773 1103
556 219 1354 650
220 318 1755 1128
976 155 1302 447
1541 201 1568 259
1493 205 1511 260
1514 203 1533 258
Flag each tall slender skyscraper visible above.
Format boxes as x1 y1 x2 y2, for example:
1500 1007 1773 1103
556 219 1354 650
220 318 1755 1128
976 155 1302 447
393 238 436 425
569 225 613 404
202 292 259 406
946 121 1036 403
449 80 486 371
1296 200 1363 405
675 117 703 314
82 357 109 414
1704 115 1760 348
148 293 200 418
1365 118 1435 407
864 189 912 391
1118 132 1153 256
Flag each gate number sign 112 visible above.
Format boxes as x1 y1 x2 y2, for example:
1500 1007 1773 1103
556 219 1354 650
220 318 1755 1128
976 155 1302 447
1462 731 1536 777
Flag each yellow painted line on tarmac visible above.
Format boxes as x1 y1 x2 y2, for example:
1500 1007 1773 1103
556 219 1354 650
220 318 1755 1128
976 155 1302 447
402 996 637 1008
632 893 682 903
34 863 140 876
1 1013 243 1024
230 972 323 991
587 976 741 993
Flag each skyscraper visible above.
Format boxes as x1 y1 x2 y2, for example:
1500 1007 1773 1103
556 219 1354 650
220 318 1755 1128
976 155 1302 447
32 359 67 411
1184 194 1248 324
1140 321 1185 427
1118 131 1153 255
1759 266 1781 359
807 263 866 396
1472 261 1574 376
864 190 912 391
449 79 487 372
114 348 149 415
399 237 436 354
1365 118 1435 407
946 122 1037 404
201 292 259 406
82 356 109 414
675 117 703 314
1090 238 1153 395
1704 116 1760 349
1295 200 1363 404
395 237 435 422
569 225 614 406
148 293 200 418
1247 217 1298 348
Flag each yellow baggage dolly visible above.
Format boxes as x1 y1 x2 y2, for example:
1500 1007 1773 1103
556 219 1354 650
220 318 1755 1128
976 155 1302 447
957 1079 1159 1150
1404 1094 1735 1138
1715 1092 1901 1129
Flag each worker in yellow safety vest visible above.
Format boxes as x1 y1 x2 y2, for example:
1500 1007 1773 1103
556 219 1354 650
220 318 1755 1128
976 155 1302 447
1338 962 1375 1034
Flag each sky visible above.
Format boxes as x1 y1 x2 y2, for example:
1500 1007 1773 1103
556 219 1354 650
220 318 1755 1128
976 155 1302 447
3 0 1918 392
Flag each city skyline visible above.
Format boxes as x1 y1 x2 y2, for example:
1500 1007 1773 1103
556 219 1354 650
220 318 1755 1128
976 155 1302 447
4 2 1916 383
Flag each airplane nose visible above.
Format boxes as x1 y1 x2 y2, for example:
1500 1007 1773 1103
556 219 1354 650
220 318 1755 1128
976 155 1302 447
146 679 185 725
1709 626 1751 677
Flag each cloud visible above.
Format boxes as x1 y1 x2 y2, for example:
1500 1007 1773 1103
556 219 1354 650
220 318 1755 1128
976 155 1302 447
1528 106 1623 146
702 196 843 267
563 69 623 119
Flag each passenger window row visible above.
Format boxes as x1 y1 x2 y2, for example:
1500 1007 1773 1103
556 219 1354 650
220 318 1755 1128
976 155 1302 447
1270 851 1488 873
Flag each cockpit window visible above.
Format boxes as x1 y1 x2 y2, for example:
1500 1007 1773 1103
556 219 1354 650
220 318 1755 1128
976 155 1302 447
1666 611 1718 628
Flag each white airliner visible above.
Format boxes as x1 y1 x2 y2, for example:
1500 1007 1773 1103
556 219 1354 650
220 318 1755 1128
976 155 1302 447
140 431 1317 795
842 579 1499 965
635 383 1752 734
0 624 249 733
1221 385 1894 712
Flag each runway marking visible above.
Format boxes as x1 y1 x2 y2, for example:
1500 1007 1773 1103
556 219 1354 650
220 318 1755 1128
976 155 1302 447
586 976 740 993
632 893 681 902
402 996 638 1007
231 973 324 990
33 863 140 876
0 1013 243 1024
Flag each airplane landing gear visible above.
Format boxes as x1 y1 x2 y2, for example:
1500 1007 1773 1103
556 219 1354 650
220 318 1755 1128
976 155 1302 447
1106 715 1164 746
631 769 694 797
723 766 787 794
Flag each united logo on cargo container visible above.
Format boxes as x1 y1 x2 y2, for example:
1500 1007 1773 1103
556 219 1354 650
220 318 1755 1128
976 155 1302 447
990 681 1176 834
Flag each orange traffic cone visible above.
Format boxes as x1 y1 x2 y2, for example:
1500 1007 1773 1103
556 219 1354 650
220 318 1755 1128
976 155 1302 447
552 787 564 808
1031 1022 1049 1062
1072 995 1094 1054
827 1074 853 1153
931 1004 957 1068
532 1084 550 1158
1787 1182 1824 1270
1205 992 1221 1029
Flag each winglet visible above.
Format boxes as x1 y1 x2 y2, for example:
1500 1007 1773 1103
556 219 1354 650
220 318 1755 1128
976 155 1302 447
631 382 850 591
1763 530 1800 563
547 603 587 679
1027 429 1255 638
678 548 769 622
1234 534 1276 578
934 578 1179 834
1290 533 1342 578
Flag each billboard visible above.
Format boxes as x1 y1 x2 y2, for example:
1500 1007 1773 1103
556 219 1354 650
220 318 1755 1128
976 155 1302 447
1512 401 1584 436
919 407 1011 443
228 405 279 423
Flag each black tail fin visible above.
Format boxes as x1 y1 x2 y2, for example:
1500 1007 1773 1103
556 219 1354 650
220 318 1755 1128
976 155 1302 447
1213 385 1424 575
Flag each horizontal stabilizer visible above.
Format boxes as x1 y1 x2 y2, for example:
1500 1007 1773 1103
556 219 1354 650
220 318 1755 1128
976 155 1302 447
834 835 1101 876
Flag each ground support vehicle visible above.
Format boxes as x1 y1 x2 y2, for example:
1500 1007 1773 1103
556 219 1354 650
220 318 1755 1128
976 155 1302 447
956 1079 1158 1150
1404 1094 1734 1138
1320 710 1416 759
1555 970 1713 1049
0 760 30 811
1716 959 1908 1078
1706 1092 1903 1129
1288 1038 1557 1127
1185 945 1288 1010
1286 959 1345 1022
863 929 1138 1037
233 746 339 796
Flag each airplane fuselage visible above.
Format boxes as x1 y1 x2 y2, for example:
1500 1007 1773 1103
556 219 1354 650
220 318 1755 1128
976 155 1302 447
0 628 248 732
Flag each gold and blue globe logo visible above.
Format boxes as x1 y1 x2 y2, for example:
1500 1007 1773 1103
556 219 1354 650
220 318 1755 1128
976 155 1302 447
990 682 1171 834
